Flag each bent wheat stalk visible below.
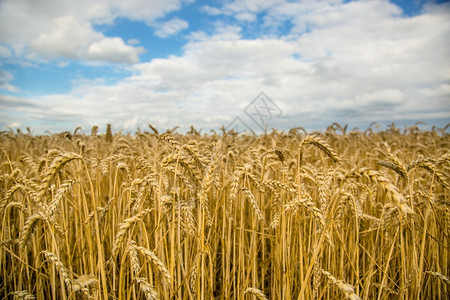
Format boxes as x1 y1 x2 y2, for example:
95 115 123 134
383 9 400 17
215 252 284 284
111 209 152 258
299 134 341 163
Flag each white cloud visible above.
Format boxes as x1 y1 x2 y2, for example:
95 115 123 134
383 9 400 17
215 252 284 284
200 5 222 16
0 0 112 51
0 45 11 58
7 122 20 128
127 38 141 45
29 16 145 63
189 23 242 42
86 38 146 63
0 70 18 92
30 16 100 59
215 0 282 16
0 0 191 64
110 0 192 23
0 83 18 93
154 18 189 38
235 12 257 22
0 0 449 133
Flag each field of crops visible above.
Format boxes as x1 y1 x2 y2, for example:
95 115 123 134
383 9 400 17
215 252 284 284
1 123 449 299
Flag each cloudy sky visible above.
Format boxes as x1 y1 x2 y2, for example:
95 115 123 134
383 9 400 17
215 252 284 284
0 0 449 134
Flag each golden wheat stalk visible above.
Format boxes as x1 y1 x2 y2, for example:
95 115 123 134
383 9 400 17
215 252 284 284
1 123 448 299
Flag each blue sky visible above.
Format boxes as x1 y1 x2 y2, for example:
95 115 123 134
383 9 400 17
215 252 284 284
0 0 449 134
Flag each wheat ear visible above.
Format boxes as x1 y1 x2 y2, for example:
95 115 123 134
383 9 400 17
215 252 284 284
321 269 361 300
36 152 81 202
349 168 413 215
72 275 98 292
136 246 173 285
128 240 141 276
299 134 341 163
436 152 450 167
111 209 152 258
41 250 72 291
244 287 268 299
19 212 46 248
241 188 265 221
135 277 159 300
380 141 408 180
106 123 112 142
148 123 159 135
407 157 449 190
91 125 98 137
284 198 325 227
12 290 36 299
425 271 450 285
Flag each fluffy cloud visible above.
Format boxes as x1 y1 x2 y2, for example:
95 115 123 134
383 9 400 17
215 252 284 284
0 45 11 58
0 70 18 92
154 18 189 38
110 0 192 23
30 16 100 59
1 0 449 133
28 16 145 63
0 0 190 63
127 38 141 45
86 38 146 63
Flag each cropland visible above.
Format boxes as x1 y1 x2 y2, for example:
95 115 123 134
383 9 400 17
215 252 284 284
1 123 449 299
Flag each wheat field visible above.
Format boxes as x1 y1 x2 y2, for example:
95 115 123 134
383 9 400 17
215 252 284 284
0 123 448 299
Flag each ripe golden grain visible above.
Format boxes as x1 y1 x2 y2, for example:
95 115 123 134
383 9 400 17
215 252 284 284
299 134 341 163
111 208 152 258
12 290 36 300
136 245 173 285
1 124 448 299
19 212 47 248
244 287 268 299
41 250 72 291
321 269 361 300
